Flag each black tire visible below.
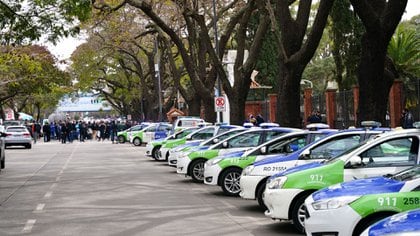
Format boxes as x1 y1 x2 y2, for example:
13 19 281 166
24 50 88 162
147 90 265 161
26 144 32 149
118 136 125 143
189 159 205 183
132 137 142 146
1 158 4 169
256 182 268 210
291 194 311 233
220 168 242 196
152 146 161 160
353 215 391 236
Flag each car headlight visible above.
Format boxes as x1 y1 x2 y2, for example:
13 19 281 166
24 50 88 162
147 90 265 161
208 158 222 166
312 196 360 210
242 165 255 176
266 176 287 189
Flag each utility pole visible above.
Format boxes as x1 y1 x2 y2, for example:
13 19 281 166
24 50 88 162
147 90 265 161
154 37 163 122
212 0 223 123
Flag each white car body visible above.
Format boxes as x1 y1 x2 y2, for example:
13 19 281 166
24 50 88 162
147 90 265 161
263 129 419 222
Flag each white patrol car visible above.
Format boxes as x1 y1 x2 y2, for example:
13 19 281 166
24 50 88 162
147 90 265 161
239 127 388 209
263 127 420 232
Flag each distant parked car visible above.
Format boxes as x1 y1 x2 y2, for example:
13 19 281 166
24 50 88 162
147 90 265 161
4 125 32 149
0 126 7 170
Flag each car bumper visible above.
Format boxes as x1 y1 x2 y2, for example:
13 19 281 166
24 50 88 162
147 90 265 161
203 163 222 185
305 197 360 236
264 188 303 220
5 139 32 145
239 175 267 200
168 151 180 166
176 156 191 175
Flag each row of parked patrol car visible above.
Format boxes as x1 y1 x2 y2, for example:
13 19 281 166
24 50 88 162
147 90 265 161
132 120 419 235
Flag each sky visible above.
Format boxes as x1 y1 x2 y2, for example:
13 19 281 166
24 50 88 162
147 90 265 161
46 0 420 62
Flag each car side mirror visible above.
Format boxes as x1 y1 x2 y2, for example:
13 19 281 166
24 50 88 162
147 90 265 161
298 149 311 160
260 146 267 154
222 141 229 148
346 155 362 168
0 132 6 138
212 138 219 144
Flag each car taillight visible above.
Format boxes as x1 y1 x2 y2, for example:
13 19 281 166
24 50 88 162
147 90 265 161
6 133 12 136
23 133 31 137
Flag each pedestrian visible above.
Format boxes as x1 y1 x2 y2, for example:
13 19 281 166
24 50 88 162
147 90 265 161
110 120 117 144
42 122 51 142
60 122 67 144
401 108 414 129
307 110 322 124
32 121 41 144
79 122 86 142
256 114 265 126
50 122 56 140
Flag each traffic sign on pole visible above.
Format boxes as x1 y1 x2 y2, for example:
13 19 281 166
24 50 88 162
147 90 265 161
215 96 226 112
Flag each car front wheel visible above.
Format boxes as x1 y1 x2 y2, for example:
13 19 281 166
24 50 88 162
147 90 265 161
220 168 242 196
190 159 205 183
132 138 142 146
152 146 161 160
118 136 125 143
291 193 311 233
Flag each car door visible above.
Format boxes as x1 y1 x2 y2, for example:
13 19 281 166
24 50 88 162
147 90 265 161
343 135 419 181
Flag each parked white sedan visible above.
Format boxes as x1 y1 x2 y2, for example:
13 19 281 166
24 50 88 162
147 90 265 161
4 125 32 149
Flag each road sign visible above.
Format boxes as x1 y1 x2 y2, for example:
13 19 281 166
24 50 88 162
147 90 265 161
215 96 226 112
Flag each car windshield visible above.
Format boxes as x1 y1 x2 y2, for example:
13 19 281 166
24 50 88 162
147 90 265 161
389 166 420 181
323 138 370 164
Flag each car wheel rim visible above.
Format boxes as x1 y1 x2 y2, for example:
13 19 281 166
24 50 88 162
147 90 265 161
297 203 306 228
224 172 241 194
192 162 204 180
134 139 140 146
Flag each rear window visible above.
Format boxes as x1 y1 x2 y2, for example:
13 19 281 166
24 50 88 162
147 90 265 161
7 127 28 132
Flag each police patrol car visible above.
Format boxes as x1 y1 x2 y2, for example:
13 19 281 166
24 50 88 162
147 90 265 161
240 124 389 209
117 123 151 143
305 166 420 235
177 124 302 182
129 123 172 146
361 208 420 236
263 127 420 232
203 129 335 196
157 125 239 161
167 127 246 167
145 127 201 159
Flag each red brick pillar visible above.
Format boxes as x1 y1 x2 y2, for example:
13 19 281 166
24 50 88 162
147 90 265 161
304 88 313 126
325 89 337 129
353 86 359 126
389 80 403 128
269 94 277 122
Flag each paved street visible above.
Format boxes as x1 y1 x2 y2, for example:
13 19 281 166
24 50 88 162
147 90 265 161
0 140 301 236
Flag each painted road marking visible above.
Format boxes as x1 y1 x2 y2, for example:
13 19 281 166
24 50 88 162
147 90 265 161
22 219 36 233
34 203 45 212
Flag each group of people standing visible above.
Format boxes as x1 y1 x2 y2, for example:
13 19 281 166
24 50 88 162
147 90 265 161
26 120 129 144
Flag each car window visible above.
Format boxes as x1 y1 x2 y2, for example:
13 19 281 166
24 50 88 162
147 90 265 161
6 127 27 132
217 127 232 135
360 137 418 166
265 131 287 142
227 132 262 148
192 127 215 140
131 126 143 131
266 136 308 155
157 125 171 132
310 134 362 159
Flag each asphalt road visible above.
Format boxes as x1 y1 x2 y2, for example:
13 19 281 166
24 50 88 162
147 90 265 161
0 140 302 236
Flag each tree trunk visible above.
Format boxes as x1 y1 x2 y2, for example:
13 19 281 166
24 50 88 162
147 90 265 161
229 91 248 125
356 35 393 125
185 97 201 117
277 64 304 128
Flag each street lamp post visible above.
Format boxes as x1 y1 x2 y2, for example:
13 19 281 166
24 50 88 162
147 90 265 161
154 37 163 121
212 0 223 123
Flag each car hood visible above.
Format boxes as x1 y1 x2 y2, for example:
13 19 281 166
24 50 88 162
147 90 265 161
312 176 404 201
367 209 420 235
